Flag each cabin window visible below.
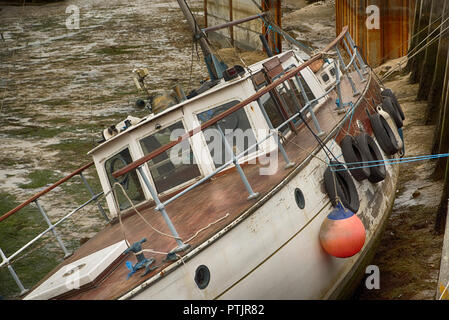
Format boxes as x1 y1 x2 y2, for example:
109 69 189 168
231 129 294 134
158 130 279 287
322 73 330 83
259 92 290 134
105 148 145 211
197 100 258 167
294 75 316 106
140 121 201 194
275 81 303 119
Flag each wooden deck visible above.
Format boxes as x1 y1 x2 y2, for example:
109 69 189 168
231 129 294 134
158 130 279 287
26 72 382 300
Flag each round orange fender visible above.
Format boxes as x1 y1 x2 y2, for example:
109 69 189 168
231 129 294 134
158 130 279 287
319 203 366 258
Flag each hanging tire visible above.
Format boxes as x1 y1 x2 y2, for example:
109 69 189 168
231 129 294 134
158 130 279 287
354 133 386 183
369 113 400 155
323 161 360 213
382 88 405 121
377 105 403 151
340 135 370 181
382 96 403 129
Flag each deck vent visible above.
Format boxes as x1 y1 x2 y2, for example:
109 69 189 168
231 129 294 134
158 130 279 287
294 188 305 209
194 265 210 290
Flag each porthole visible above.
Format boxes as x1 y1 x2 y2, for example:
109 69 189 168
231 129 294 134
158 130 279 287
294 188 305 209
194 265 210 289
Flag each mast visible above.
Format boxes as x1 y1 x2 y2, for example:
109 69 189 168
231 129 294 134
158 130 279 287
176 0 227 81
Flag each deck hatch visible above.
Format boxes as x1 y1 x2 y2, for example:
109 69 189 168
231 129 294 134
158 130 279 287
24 241 127 300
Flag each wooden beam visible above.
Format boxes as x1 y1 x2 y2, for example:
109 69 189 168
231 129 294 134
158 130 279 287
204 0 208 28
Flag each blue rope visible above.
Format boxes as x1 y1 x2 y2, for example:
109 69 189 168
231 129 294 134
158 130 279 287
329 153 449 172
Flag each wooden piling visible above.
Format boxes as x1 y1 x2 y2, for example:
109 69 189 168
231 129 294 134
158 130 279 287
427 0 449 122
407 1 449 238
417 0 445 102
409 0 432 83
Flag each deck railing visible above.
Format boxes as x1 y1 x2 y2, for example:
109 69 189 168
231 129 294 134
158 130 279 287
112 26 368 257
0 26 367 297
0 162 109 296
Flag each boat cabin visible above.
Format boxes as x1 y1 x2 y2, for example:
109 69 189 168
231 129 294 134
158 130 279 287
88 50 334 218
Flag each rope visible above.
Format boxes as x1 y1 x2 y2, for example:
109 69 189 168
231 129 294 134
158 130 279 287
135 213 230 256
258 14 314 54
407 15 449 59
329 153 449 172
112 182 230 260
113 182 181 241
439 281 449 300
382 20 449 81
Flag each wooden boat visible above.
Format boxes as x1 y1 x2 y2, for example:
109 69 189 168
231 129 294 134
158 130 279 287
1 1 406 300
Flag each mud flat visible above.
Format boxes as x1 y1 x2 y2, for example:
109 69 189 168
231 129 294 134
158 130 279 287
0 0 275 299
354 63 445 300
0 0 212 299
282 0 335 50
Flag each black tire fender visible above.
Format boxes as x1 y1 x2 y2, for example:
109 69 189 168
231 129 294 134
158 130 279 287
354 133 386 183
340 135 370 181
382 96 403 129
381 88 405 121
323 161 360 213
369 113 400 155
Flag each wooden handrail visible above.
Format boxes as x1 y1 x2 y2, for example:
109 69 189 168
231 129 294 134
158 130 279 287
112 27 349 179
0 162 94 223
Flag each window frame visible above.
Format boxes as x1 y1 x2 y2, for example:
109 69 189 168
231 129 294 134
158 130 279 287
194 98 261 170
101 144 147 214
136 117 204 197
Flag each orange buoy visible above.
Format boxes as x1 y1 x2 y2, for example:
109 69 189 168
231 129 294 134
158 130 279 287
319 203 366 258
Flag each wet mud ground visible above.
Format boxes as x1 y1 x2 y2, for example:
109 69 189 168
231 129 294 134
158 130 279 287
0 0 214 299
0 0 444 300
354 64 445 300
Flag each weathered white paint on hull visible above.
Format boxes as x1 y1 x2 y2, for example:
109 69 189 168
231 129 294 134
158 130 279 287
123 137 399 300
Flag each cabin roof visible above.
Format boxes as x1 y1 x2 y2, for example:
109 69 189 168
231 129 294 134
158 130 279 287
87 50 301 156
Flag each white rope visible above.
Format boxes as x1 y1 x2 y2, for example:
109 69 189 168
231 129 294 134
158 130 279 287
134 212 230 257
113 182 230 259
407 15 449 58
439 280 449 300
113 182 181 241
382 20 449 80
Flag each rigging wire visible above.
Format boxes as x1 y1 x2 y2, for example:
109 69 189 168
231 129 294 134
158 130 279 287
381 16 449 81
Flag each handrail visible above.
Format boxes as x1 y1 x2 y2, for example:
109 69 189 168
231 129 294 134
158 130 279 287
112 58 320 178
0 191 103 269
112 26 349 179
0 161 94 223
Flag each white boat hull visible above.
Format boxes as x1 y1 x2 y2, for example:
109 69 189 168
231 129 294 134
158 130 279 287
121 138 398 300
